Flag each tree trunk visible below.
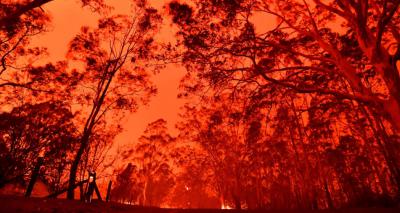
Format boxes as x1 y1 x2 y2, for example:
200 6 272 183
323 179 334 209
66 72 115 200
382 75 400 131
67 133 90 200
355 28 400 131
233 195 241 210
361 106 400 198
142 180 148 206
311 188 319 210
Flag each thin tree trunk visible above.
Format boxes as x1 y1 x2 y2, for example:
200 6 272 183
67 70 115 199
142 180 148 206
361 106 400 198
289 96 315 209
67 133 90 199
324 178 334 209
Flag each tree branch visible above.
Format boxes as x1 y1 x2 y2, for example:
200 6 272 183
0 0 54 27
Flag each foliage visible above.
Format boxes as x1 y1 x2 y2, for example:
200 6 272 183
0 101 78 192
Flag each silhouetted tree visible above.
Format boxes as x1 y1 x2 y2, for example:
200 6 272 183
131 119 175 206
66 2 161 199
0 101 77 190
169 0 400 209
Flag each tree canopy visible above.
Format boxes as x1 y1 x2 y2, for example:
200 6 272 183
1 0 400 210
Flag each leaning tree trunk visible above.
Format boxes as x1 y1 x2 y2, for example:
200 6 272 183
67 72 114 200
67 132 90 199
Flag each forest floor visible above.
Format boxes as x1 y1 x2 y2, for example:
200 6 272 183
0 196 399 213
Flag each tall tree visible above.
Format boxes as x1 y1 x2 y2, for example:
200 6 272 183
66 2 161 199
168 1 400 208
132 119 175 206
169 0 400 129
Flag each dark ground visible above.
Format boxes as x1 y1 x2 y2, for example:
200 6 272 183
0 196 399 213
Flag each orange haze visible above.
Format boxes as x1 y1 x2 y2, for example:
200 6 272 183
33 0 185 152
33 0 277 161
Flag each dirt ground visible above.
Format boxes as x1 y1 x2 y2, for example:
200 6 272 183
0 196 399 213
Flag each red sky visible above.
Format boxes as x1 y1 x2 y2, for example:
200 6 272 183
32 0 277 152
34 0 185 149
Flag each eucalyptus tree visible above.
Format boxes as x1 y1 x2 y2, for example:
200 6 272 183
66 2 161 199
